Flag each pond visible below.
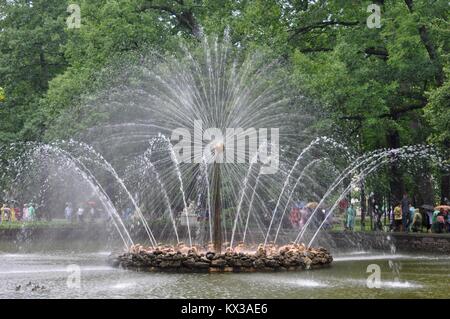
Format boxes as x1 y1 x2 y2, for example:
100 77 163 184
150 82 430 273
1 243 448 299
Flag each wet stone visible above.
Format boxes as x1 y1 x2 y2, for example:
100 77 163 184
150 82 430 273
110 245 333 273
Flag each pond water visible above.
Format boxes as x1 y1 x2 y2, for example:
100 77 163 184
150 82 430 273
0 244 448 299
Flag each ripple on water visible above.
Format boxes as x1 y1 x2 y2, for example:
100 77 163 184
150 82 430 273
380 281 423 289
284 279 327 288
247 274 328 289
333 253 450 262
111 282 137 290
0 266 114 275
344 278 423 289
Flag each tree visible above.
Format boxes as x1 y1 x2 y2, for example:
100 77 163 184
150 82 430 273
0 0 68 143
1 0 448 205
285 0 448 203
39 0 193 141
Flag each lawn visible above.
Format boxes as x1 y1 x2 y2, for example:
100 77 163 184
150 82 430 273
0 219 75 230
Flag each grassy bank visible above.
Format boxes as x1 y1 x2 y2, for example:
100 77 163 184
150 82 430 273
0 219 82 230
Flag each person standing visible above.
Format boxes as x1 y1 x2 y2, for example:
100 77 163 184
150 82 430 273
1 203 9 223
408 204 415 232
425 208 433 232
346 204 356 231
394 203 402 232
27 203 36 221
411 208 422 232
435 208 446 233
77 205 85 223
401 193 410 232
89 206 96 222
374 205 383 231
64 203 73 222
289 206 300 229
10 205 16 222
22 204 29 221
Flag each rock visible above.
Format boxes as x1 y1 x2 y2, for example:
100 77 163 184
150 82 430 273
109 258 120 268
193 262 211 269
304 257 312 269
225 257 235 266
110 243 333 273
264 259 280 268
159 261 171 268
253 258 265 269
169 260 182 268
211 259 227 267
182 258 196 268
200 257 211 264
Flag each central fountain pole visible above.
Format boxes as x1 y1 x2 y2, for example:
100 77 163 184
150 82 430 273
212 143 223 254
212 161 222 254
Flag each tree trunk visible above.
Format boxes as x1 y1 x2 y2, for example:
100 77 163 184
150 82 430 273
441 140 450 204
360 182 366 231
441 175 450 204
413 162 435 207
387 130 404 205
39 49 49 91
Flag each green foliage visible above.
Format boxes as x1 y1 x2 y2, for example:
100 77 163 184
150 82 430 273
425 68 450 146
0 0 448 201
0 0 68 142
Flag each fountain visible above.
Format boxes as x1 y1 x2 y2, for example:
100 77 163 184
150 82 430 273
1 36 448 275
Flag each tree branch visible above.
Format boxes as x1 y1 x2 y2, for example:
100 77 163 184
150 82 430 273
298 47 333 53
289 20 359 40
340 102 428 122
404 0 445 86
139 1 201 38
363 47 389 60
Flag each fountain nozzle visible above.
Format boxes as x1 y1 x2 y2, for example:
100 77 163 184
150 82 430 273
214 142 224 154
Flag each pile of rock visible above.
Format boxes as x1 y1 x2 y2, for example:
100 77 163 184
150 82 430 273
108 243 333 273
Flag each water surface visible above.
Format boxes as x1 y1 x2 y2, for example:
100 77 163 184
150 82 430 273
1 246 448 299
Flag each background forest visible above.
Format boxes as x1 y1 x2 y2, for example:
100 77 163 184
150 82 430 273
0 0 448 207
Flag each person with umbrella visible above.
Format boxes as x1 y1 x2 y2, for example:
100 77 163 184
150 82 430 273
421 204 434 232
434 206 449 233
